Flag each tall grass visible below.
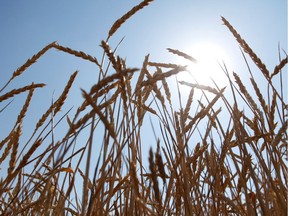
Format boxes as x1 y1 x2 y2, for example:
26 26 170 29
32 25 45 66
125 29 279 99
0 1 287 215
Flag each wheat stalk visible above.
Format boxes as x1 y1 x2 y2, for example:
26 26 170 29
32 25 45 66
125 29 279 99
167 48 198 63
7 125 21 176
33 71 77 133
179 81 219 94
15 88 35 126
108 0 155 39
222 17 270 79
0 42 55 93
53 43 100 66
0 83 45 103
271 56 287 78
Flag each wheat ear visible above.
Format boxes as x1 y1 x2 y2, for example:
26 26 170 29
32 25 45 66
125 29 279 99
52 43 100 66
108 0 154 39
222 17 270 79
0 42 55 93
167 48 198 63
0 83 45 103
271 56 287 78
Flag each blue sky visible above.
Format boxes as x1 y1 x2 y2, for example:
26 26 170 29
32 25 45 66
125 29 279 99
0 1 287 172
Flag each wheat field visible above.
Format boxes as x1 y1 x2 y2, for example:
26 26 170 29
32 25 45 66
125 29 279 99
0 1 287 215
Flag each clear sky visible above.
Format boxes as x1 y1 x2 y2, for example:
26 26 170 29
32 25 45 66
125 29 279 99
0 0 287 169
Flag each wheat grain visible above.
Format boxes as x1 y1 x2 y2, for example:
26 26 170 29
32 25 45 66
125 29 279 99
271 56 287 78
7 125 21 176
269 91 277 131
148 147 161 205
77 81 120 113
148 62 181 68
0 83 45 103
0 131 12 152
82 89 116 140
34 71 77 133
16 88 34 126
141 66 186 87
159 70 172 106
131 99 157 115
2 139 43 189
185 88 224 132
271 120 287 147
101 40 119 72
183 88 194 123
0 132 15 165
108 0 154 39
12 170 22 197
156 142 167 184
90 68 138 94
53 71 78 115
222 17 270 79
233 72 261 116
250 77 268 114
130 162 140 198
179 81 219 94
167 48 198 63
53 43 100 66
0 42 55 93
136 55 149 92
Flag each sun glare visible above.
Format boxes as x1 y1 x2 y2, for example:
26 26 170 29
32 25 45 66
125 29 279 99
176 42 231 89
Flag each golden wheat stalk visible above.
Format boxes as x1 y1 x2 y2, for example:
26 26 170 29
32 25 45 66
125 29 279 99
184 88 225 132
0 131 15 164
136 55 149 92
7 125 21 176
53 71 78 115
89 68 138 94
108 0 155 39
52 43 100 66
268 91 277 131
0 42 55 93
156 142 167 184
271 56 287 78
101 40 120 72
15 88 35 127
81 89 117 140
183 87 194 123
0 83 45 103
156 67 172 106
222 17 270 79
0 130 13 152
2 139 43 189
179 81 219 94
34 71 77 132
167 48 198 63
148 62 181 68
233 72 262 118
250 78 268 114
148 147 161 205
77 81 120 113
141 66 187 87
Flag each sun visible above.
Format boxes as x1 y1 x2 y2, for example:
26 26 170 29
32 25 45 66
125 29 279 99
176 42 231 89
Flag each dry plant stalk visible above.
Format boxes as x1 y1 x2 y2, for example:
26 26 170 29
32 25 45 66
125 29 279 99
34 71 77 132
108 0 155 39
1 3 287 215
0 83 45 103
1 42 56 92
222 16 270 79
167 48 198 63
271 56 287 78
53 43 100 66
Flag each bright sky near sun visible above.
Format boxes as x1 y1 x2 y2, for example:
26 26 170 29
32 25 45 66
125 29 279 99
0 0 287 153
